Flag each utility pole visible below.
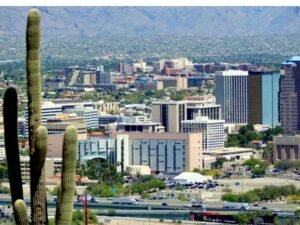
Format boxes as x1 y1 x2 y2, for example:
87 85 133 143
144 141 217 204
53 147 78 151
84 193 88 225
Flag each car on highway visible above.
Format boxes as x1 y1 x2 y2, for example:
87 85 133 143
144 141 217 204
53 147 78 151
112 198 138 205
262 206 268 210
190 198 197 203
223 202 250 210
192 203 206 210
253 203 259 207
161 202 168 206
77 194 97 203
272 209 281 212
183 204 192 209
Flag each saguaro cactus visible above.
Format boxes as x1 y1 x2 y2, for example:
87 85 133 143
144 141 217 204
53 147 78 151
26 8 47 224
3 87 23 204
3 8 78 225
56 126 78 225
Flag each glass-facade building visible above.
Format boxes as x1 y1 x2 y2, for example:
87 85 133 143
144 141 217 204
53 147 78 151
248 70 280 127
280 56 300 134
216 70 248 124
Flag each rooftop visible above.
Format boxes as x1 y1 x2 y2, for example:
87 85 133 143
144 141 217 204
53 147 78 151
288 56 300 62
215 70 248 76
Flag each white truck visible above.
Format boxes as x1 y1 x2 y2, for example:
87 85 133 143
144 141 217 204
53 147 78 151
223 202 250 210
112 198 138 205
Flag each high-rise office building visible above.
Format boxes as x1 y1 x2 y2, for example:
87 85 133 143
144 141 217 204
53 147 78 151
152 100 221 132
152 101 187 132
248 69 280 127
96 70 112 84
216 70 248 124
186 101 221 120
181 116 225 152
280 56 300 134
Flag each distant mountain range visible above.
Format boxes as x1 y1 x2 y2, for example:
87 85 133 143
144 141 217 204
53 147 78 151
0 7 300 37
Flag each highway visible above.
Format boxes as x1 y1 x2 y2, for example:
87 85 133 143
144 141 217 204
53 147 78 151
0 195 297 213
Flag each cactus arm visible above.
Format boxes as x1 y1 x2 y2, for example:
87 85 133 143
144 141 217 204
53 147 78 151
13 199 29 225
33 126 48 171
3 87 24 203
55 185 61 221
56 126 78 225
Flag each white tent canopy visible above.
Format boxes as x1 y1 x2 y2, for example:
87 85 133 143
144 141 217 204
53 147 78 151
173 172 209 184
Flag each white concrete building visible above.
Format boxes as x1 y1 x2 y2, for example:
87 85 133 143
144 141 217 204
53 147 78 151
181 116 224 152
65 106 99 129
126 165 151 175
23 101 63 137
152 100 221 133
216 70 248 124
202 147 254 169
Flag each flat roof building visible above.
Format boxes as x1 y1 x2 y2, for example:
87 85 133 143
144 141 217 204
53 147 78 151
216 70 248 124
65 106 99 129
248 69 280 127
45 113 87 140
117 121 165 133
78 132 203 174
134 78 163 91
154 76 187 89
280 56 300 134
273 135 300 161
181 116 224 152
152 100 221 132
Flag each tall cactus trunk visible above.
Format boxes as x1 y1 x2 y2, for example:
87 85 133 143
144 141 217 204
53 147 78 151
3 87 24 212
26 9 47 224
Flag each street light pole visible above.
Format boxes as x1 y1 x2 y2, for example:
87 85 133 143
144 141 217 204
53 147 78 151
84 193 88 225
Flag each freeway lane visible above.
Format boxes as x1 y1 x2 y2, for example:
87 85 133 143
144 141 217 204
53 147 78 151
0 198 295 214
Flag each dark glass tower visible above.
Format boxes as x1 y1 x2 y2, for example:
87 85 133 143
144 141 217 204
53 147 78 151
280 56 300 134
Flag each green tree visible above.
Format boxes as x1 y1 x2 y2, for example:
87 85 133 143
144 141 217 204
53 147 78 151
141 192 150 199
211 157 226 169
234 212 250 225
226 134 240 147
252 166 266 177
295 209 300 218
243 158 261 167
178 194 189 201
108 209 116 216
222 193 239 202
275 160 296 171
71 209 98 225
